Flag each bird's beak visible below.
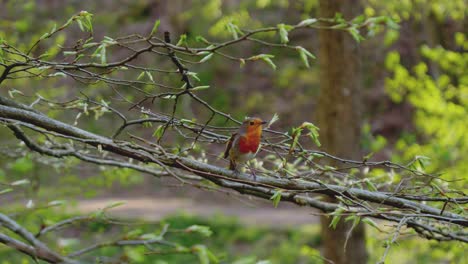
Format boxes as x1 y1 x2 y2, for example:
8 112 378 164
261 121 267 125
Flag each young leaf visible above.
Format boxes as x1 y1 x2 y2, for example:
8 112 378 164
297 47 310 68
191 86 210 91
329 207 345 229
49 72 67 78
270 189 283 208
187 71 200 81
363 152 374 162
415 155 431 169
249 54 277 70
136 71 145 80
0 188 13 195
63 51 77 56
10 179 30 186
226 22 242 39
145 71 154 82
364 178 378 192
176 34 187 46
193 245 210 264
348 27 364 43
199 53 214 63
100 45 107 64
296 47 316 68
239 58 245 68
185 225 213 237
277 23 289 44
150 19 160 36
39 33 50 40
152 125 164 140
289 126 303 154
300 122 321 147
195 35 209 43
298 18 318 27
362 217 380 230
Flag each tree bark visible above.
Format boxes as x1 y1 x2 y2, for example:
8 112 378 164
316 0 368 263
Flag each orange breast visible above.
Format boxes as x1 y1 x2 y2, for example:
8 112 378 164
238 135 260 154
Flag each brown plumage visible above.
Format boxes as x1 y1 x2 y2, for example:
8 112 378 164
224 117 266 171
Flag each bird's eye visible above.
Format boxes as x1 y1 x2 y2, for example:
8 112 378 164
249 121 254 125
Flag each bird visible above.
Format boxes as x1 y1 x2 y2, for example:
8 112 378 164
224 117 267 173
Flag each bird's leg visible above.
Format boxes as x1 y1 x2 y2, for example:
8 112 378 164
246 161 257 181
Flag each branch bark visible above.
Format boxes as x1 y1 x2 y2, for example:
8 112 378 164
1 102 466 244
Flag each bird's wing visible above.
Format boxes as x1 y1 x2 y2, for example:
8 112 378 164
223 133 237 159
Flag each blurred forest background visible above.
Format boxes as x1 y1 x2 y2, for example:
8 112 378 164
0 0 467 263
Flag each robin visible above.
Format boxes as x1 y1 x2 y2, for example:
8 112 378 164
224 117 267 172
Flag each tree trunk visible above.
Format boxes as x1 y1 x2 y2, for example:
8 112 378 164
316 0 368 263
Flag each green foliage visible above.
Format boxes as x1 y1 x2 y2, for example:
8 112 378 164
367 0 466 21
269 189 282 208
2 210 463 263
385 34 468 184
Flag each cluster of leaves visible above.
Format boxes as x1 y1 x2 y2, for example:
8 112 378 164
385 32 468 185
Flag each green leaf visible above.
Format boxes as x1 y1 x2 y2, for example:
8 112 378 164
430 182 445 194
250 54 277 70
195 35 209 43
152 125 164 140
329 207 345 229
289 127 303 153
363 152 374 161
185 225 213 237
301 122 320 147
199 53 214 63
145 71 154 82
187 71 200 81
63 51 77 56
150 19 160 36
50 72 67 78
270 189 282 208
126 229 143 239
348 27 364 43
39 33 49 40
345 215 361 227
161 94 177 99
77 11 93 32
298 18 318 27
415 155 431 169
10 179 30 186
261 57 276 70
0 188 13 195
191 85 210 91
364 178 378 191
100 45 107 64
296 47 316 68
140 233 160 240
277 23 289 44
193 245 210 264
297 47 309 68
137 71 145 80
176 34 187 46
311 152 324 158
226 22 242 39
362 217 379 230
239 58 245 68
